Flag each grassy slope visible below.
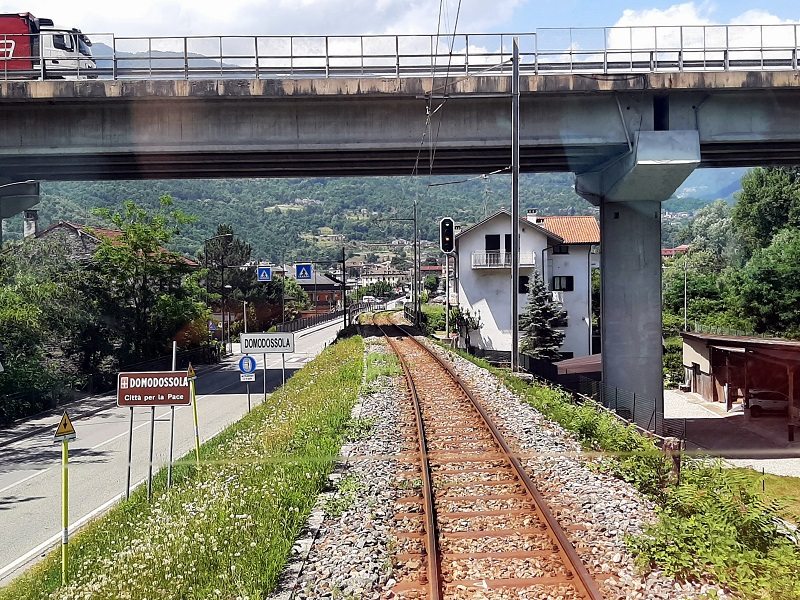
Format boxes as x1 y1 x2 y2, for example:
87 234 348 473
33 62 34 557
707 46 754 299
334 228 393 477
2 336 364 600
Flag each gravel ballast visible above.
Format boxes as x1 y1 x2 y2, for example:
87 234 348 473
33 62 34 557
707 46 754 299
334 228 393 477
275 333 729 600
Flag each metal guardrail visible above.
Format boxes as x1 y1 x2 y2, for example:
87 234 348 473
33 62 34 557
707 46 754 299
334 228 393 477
2 25 800 81
274 309 345 333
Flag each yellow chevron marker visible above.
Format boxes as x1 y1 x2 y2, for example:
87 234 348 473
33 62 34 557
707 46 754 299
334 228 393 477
187 363 197 380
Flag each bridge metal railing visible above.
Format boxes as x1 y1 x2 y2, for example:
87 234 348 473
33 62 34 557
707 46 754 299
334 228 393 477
2 24 799 81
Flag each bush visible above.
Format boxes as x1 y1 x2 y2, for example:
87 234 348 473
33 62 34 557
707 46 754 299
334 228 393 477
663 336 684 388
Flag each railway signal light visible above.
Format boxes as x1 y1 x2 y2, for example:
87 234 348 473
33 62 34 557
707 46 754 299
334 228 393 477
440 217 455 253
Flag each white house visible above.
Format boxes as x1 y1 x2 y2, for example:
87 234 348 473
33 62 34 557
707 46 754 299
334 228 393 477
454 209 599 359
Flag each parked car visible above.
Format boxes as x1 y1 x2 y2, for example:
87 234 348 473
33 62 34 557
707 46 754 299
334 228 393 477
748 389 789 417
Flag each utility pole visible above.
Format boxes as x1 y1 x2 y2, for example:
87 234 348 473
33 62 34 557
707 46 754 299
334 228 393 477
413 195 422 327
511 37 521 373
683 253 688 331
341 246 347 326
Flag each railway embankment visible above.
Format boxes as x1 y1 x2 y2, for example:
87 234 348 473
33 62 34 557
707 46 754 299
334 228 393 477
278 317 799 599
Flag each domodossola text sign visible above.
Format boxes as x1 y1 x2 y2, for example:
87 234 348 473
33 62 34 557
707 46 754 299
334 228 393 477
117 371 192 407
240 332 295 354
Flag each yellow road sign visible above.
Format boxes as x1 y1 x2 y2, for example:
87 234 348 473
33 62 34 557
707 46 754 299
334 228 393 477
187 363 197 380
54 411 76 442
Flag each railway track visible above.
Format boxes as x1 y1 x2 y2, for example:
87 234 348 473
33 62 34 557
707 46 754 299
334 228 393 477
371 313 602 599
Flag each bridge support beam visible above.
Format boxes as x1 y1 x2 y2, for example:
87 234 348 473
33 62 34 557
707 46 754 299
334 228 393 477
576 131 700 432
0 181 40 246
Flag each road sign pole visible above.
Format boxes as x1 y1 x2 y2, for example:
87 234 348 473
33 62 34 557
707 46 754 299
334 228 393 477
61 438 69 584
147 406 155 501
191 379 201 468
281 352 286 386
263 353 267 402
246 382 251 413
167 341 177 489
126 407 133 499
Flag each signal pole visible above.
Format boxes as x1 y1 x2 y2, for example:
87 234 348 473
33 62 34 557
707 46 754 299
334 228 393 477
511 37 521 372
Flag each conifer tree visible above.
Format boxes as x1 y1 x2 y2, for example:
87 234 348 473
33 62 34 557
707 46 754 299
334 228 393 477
518 270 565 360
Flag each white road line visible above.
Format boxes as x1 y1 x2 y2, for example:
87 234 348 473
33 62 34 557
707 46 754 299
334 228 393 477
0 384 231 496
0 347 332 581
0 380 244 582
0 470 48 495
0 482 140 582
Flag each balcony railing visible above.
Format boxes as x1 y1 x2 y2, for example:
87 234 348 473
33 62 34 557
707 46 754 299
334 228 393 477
471 251 536 268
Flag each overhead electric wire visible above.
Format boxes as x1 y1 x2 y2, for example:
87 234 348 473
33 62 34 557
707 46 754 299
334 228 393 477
428 0 463 174
426 166 510 187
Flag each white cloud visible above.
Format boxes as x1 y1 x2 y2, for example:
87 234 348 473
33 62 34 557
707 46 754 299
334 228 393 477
608 2 800 53
729 10 800 26
614 2 714 27
0 0 524 38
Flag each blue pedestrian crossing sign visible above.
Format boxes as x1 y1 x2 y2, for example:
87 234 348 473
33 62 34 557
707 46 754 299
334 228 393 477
295 263 313 280
257 266 272 282
238 356 257 374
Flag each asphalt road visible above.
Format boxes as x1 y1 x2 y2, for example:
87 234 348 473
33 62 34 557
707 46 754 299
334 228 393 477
0 319 344 584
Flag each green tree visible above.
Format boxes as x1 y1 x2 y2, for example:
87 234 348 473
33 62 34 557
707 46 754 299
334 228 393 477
423 275 440 294
92 196 205 362
734 227 800 335
733 167 800 259
0 236 90 419
198 223 254 296
519 270 566 360
661 250 726 324
676 200 737 266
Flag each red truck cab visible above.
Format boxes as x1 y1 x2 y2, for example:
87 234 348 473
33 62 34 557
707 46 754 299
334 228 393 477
1 12 95 78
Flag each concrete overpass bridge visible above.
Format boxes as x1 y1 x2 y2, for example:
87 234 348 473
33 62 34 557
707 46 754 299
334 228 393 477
2 25 800 429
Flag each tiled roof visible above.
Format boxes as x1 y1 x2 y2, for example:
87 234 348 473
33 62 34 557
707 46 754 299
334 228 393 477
538 216 599 244
37 221 199 267
455 210 564 244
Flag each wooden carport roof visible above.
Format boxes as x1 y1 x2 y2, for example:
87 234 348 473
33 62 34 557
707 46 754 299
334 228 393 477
682 332 800 441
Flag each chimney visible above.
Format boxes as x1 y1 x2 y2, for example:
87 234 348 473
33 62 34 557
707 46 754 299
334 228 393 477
527 208 545 225
23 209 39 238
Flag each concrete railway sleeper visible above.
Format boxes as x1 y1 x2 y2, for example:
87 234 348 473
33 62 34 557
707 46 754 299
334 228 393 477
371 313 602 600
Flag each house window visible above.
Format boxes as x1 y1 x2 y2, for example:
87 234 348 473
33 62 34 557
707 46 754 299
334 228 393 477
504 234 512 252
485 234 500 251
518 275 529 294
553 245 569 254
552 276 574 291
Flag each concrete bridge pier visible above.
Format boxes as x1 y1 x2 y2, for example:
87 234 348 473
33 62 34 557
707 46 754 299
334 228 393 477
576 131 700 430
0 181 40 245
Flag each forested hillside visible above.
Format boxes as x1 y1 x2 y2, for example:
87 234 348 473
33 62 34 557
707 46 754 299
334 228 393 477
28 174 589 262
2 168 745 262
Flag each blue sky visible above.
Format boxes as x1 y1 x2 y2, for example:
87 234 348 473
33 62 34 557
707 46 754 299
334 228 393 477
516 1 798 29
0 1 796 38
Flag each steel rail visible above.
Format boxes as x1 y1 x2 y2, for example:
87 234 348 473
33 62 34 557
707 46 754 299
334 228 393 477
390 322 603 600
379 324 442 599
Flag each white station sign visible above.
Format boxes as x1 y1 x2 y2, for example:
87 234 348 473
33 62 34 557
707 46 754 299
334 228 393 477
240 332 295 354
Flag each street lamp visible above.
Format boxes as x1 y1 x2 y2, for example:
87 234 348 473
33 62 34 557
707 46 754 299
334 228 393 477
242 300 248 334
223 284 232 353
202 232 233 296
